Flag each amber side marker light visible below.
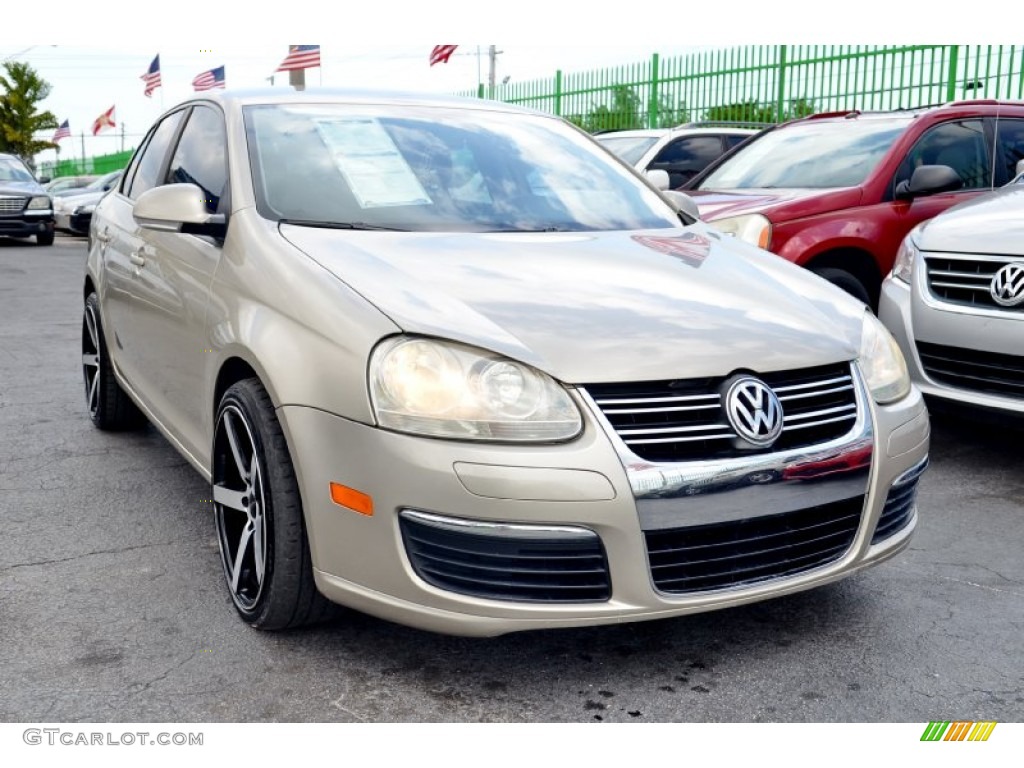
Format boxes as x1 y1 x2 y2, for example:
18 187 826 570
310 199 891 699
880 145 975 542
330 483 374 516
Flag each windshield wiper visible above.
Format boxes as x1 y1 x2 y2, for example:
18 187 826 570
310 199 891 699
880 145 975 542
278 218 409 232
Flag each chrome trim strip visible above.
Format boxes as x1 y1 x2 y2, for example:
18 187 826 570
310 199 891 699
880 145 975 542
399 509 598 540
891 456 930 489
773 375 851 393
625 431 735 445
594 393 720 406
778 383 853 401
783 404 856 422
602 403 720 414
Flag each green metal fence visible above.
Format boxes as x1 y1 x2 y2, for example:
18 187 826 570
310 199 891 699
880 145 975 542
463 45 1024 131
40 148 134 180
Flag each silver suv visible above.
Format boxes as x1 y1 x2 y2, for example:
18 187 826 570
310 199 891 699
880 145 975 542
880 182 1024 418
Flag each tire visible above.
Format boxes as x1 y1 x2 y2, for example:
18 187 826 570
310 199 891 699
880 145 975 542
82 293 146 430
36 228 55 246
810 267 873 309
212 378 337 630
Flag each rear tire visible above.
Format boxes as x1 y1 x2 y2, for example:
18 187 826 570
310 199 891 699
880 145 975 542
82 293 146 430
811 267 873 309
212 378 338 630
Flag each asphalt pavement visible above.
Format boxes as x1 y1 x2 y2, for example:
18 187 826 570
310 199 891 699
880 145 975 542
1 236 1021 722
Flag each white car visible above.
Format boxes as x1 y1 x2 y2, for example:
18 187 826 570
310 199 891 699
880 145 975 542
597 124 760 189
880 183 1024 418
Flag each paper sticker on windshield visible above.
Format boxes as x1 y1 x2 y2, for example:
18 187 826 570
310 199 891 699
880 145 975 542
632 232 711 268
314 118 431 208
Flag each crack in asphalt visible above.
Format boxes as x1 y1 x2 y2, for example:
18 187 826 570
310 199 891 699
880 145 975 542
1 542 179 573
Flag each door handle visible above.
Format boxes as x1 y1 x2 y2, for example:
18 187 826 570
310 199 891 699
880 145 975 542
129 245 155 268
95 227 111 243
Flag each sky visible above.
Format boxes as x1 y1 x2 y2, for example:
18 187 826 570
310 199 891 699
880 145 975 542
1 1 983 171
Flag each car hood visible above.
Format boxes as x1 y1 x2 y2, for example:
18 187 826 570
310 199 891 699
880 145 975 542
280 223 865 384
0 181 45 196
916 185 1024 256
686 187 863 222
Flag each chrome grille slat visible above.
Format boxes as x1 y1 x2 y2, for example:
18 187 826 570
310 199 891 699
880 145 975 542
584 362 859 462
0 197 27 212
925 254 1023 310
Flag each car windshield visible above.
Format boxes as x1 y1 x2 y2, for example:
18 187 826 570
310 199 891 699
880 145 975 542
244 103 680 233
697 116 913 189
597 135 661 165
0 157 34 183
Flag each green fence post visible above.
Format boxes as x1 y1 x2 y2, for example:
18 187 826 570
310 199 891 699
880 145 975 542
775 45 788 122
477 82 484 99
554 69 563 117
648 53 660 128
946 45 960 101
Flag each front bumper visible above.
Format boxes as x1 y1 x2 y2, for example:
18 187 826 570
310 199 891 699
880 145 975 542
880 275 1024 416
277 373 929 637
0 212 53 238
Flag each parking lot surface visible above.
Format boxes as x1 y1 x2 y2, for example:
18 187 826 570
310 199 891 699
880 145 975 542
1 237 1021 722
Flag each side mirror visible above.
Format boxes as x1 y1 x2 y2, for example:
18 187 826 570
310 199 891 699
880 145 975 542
894 164 963 200
645 169 670 191
133 183 226 237
662 189 701 222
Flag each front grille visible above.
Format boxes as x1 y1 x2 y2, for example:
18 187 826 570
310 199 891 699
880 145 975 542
645 496 863 594
925 254 1024 312
583 363 858 462
0 196 26 213
873 458 927 544
400 511 611 603
917 342 1024 398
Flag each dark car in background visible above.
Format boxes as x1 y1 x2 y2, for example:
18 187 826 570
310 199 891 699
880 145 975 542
684 100 1024 308
0 153 55 246
597 124 760 189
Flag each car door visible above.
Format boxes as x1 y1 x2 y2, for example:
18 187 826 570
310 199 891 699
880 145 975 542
127 104 230 465
98 109 186 395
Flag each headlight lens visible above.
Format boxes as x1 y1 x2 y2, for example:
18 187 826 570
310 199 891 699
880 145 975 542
858 312 911 404
710 213 772 249
892 224 923 284
27 196 51 210
369 337 582 442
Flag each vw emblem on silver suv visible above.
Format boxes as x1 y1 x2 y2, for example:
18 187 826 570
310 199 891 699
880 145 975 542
990 262 1024 307
726 377 784 447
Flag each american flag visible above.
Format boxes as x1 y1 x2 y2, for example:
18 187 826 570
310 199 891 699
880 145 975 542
429 45 458 66
192 65 226 92
276 45 320 72
141 54 162 98
52 119 71 144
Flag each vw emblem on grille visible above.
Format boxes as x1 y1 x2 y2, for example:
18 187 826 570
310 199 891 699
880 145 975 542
990 262 1024 307
725 377 784 447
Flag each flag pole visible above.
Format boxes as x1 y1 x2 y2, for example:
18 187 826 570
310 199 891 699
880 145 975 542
80 131 86 175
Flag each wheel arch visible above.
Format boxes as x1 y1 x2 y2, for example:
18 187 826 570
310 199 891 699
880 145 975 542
803 248 883 307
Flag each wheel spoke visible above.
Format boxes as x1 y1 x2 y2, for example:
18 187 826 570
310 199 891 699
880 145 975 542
213 484 247 513
84 308 99 351
82 353 98 368
230 520 255 594
88 372 99 413
252 503 265 583
223 411 250 482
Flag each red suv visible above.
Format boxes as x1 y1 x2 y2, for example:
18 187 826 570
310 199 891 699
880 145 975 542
684 100 1024 307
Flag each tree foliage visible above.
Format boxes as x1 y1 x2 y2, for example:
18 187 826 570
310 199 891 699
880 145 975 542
0 62 59 169
703 97 816 124
569 86 692 133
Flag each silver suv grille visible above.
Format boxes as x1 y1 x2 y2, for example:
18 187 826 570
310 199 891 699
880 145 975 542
925 254 1024 311
0 196 27 213
583 362 857 463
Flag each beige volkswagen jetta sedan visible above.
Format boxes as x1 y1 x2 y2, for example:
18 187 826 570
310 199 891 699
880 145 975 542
83 90 929 635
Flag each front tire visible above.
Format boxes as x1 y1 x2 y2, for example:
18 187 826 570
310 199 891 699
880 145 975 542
37 227 55 246
811 267 873 309
82 293 145 430
212 379 336 630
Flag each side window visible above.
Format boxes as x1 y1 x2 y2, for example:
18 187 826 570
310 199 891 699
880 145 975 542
127 110 185 200
995 118 1024 184
893 120 990 193
121 132 152 195
166 105 228 214
648 136 725 188
724 134 750 149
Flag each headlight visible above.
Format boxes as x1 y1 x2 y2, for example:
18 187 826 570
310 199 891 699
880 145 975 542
27 196 51 210
892 224 923 283
369 337 582 442
710 213 772 249
858 312 910 404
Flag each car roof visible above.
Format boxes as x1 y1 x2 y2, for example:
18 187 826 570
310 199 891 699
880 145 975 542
598 126 760 139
